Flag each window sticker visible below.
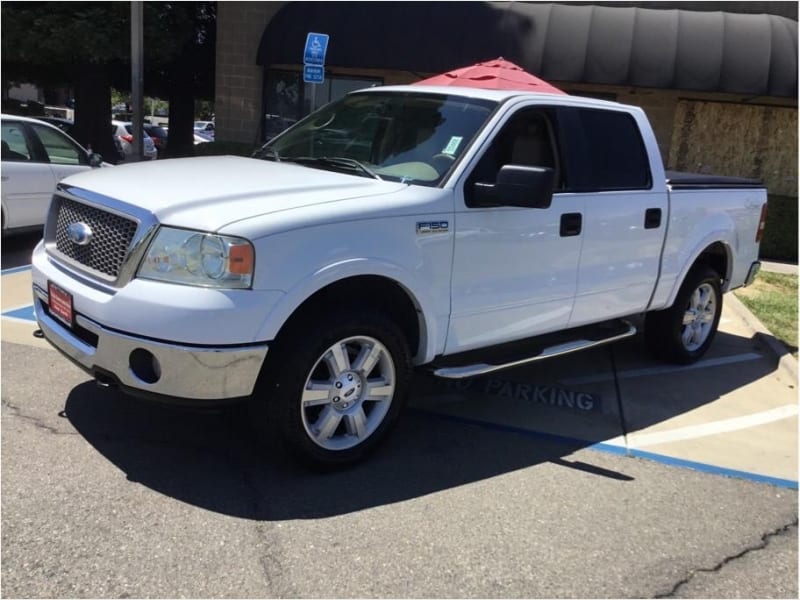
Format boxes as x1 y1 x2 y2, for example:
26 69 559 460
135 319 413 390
442 136 463 156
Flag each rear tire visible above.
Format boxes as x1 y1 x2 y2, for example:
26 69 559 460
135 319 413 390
645 265 723 364
253 310 411 470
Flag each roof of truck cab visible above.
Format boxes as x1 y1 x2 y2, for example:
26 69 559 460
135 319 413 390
354 85 639 112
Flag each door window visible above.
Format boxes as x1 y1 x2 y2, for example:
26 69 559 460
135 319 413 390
30 124 87 166
560 108 651 191
465 109 561 207
1 123 33 162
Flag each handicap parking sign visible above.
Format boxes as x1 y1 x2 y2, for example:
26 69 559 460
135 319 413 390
303 33 329 67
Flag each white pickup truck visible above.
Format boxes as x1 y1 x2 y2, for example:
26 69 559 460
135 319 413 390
31 86 766 468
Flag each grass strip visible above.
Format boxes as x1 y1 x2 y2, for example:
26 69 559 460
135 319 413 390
734 271 798 357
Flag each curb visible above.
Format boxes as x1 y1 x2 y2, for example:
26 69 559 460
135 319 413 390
727 292 798 382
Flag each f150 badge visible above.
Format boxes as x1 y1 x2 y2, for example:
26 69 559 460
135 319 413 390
416 221 449 235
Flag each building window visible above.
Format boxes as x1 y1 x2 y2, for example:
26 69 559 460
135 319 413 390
262 69 382 142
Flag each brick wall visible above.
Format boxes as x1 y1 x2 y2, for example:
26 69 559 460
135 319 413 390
215 2 286 145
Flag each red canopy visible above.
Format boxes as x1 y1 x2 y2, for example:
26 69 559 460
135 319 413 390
413 58 566 95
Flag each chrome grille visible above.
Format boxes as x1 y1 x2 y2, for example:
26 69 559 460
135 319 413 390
54 197 138 278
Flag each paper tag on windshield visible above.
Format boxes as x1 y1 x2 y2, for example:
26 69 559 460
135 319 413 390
442 136 463 156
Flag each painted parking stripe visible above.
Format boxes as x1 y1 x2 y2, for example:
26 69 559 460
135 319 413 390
603 404 799 448
1 265 32 275
561 352 763 386
1 305 36 322
411 408 798 490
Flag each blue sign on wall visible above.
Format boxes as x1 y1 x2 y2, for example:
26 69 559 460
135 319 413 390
303 65 325 84
303 32 329 67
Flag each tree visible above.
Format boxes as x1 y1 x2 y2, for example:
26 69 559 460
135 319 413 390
1 2 216 160
143 2 216 157
2 2 129 159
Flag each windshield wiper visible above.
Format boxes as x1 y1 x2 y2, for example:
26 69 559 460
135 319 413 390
287 156 383 180
253 146 281 161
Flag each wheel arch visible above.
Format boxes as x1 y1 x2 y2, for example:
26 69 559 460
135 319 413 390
665 239 732 309
256 268 441 364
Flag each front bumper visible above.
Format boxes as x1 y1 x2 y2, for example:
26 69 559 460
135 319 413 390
34 286 268 402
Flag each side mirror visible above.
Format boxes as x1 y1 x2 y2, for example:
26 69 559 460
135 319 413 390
88 152 103 167
473 165 554 209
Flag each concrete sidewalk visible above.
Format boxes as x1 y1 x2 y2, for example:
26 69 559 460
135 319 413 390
761 260 798 275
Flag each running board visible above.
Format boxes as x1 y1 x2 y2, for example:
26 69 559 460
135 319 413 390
432 320 637 379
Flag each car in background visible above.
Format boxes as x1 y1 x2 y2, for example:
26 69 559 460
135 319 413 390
38 116 125 163
1 114 105 235
112 120 157 161
193 132 213 145
193 120 215 140
36 116 75 134
143 123 168 155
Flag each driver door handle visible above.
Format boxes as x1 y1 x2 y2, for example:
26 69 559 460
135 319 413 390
560 213 582 237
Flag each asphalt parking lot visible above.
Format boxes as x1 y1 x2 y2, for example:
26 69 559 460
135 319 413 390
1 233 797 598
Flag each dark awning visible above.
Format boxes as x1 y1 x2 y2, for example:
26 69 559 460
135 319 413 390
256 2 797 97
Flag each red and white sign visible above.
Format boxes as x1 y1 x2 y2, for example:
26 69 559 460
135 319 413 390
48 281 73 326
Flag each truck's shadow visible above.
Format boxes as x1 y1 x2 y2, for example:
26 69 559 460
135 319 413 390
63 330 781 520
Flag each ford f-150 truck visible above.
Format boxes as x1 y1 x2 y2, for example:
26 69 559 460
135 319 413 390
31 86 767 468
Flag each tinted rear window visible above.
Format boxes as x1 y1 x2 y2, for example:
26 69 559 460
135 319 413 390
562 108 651 191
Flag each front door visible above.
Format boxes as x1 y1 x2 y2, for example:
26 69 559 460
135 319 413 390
447 106 584 354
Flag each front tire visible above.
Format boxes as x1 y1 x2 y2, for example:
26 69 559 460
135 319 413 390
646 265 723 364
256 310 411 469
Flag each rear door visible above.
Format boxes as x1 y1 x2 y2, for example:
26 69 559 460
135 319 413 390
558 107 668 326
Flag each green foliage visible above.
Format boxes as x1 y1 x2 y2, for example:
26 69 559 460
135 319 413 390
195 100 215 119
2 2 129 72
1 2 216 98
735 272 798 355
193 141 257 157
760 195 798 263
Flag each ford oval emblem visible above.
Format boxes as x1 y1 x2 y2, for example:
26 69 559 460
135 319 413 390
66 222 93 246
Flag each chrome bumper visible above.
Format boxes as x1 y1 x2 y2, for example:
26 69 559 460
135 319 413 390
33 286 268 401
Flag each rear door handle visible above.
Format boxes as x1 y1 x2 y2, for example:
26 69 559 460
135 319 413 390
645 208 662 229
560 213 582 237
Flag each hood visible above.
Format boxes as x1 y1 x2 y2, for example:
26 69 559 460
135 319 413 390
60 156 407 231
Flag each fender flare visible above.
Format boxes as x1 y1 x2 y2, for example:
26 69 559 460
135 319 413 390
254 258 445 364
664 231 734 309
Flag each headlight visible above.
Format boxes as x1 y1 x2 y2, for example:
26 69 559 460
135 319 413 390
138 227 254 289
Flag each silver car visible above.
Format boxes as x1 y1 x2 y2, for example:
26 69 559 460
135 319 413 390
112 120 157 161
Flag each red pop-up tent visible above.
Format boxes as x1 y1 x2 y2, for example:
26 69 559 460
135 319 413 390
413 58 566 95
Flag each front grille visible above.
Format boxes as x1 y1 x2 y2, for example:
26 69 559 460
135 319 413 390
54 197 138 278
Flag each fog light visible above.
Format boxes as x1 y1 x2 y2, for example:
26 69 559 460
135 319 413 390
129 349 161 384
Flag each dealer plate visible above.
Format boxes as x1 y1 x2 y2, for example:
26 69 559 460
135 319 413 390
48 281 74 327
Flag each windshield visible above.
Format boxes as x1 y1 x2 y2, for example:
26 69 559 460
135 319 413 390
255 92 497 186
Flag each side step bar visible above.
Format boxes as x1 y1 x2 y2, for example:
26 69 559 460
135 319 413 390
433 320 637 379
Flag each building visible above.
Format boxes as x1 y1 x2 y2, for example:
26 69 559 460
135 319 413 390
215 1 798 258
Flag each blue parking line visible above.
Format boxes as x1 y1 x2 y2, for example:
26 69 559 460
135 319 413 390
1 305 36 322
411 408 799 490
1 265 32 275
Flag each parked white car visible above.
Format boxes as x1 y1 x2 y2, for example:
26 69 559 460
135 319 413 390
1 114 104 235
112 120 157 161
193 121 215 140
